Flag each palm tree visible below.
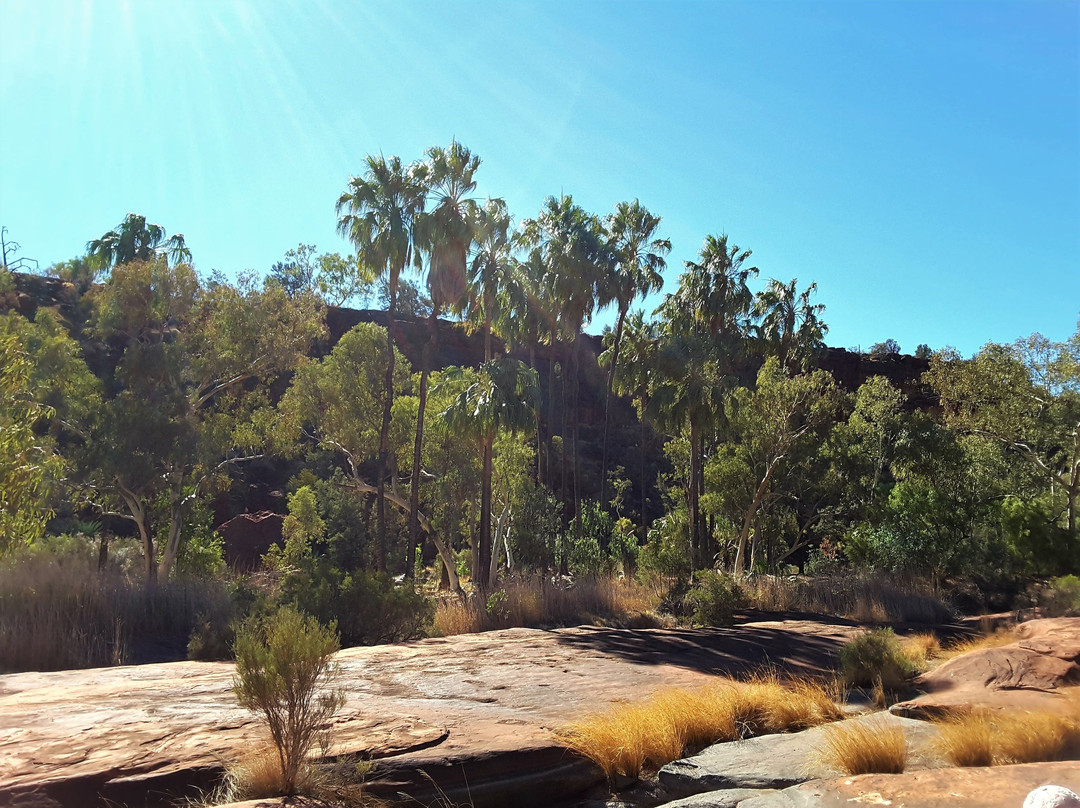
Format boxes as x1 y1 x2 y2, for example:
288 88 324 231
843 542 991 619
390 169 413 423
602 309 659 530
651 234 758 568
597 200 670 508
336 155 427 571
753 278 828 370
87 213 191 270
520 195 605 519
406 142 482 580
441 357 539 589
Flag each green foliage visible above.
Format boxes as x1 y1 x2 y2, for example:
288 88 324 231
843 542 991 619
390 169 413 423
608 517 641 576
264 486 323 571
232 607 345 795
868 339 901 358
838 628 917 691
509 484 562 572
685 569 746 626
1041 575 1080 617
280 564 433 646
567 501 615 577
639 511 692 581
1000 495 1074 575
0 332 62 550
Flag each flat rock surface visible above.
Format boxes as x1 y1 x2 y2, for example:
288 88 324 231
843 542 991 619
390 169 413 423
657 787 780 807
0 619 860 806
736 761 1080 807
659 712 938 796
892 617 1080 718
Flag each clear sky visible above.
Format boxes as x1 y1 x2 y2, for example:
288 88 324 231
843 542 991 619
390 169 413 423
2 0 1077 356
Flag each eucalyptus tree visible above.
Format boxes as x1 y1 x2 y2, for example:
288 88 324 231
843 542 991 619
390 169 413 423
0 331 64 550
926 327 1080 540
650 234 758 567
87 213 191 270
520 195 606 518
597 200 670 507
336 155 428 570
407 141 482 580
753 278 828 369
84 260 324 584
276 323 466 586
440 357 539 589
720 357 844 573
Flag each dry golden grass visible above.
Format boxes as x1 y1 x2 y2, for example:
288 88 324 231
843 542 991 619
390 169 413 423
933 690 1080 767
216 745 294 801
941 627 1017 660
432 575 661 636
555 674 842 781
817 716 907 775
901 632 941 669
934 710 996 767
740 572 952 624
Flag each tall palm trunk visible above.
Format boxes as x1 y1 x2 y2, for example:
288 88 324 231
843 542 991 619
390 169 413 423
688 420 701 572
639 404 648 532
475 317 495 589
599 305 628 509
375 287 397 573
406 310 438 582
572 334 581 520
530 342 541 485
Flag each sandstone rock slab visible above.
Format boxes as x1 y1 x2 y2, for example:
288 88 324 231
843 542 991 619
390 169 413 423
658 712 937 797
893 617 1080 719
736 761 1080 808
657 787 779 807
0 620 862 807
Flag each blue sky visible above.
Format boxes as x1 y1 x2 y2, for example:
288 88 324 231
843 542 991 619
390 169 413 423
1 0 1077 356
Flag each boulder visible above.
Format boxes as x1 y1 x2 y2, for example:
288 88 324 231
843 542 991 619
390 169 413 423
658 712 937 797
892 618 1080 719
736 761 1080 808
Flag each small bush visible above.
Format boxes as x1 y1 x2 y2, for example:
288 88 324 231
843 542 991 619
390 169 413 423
232 607 346 796
1042 575 1080 617
817 715 907 775
838 628 918 691
686 570 746 626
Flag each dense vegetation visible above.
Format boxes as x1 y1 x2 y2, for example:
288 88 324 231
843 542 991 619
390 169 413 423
1 141 1078 670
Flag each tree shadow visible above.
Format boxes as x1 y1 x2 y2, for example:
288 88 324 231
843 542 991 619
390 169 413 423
552 615 862 679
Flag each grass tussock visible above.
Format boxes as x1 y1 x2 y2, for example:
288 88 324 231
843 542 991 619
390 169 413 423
941 627 1017 660
900 632 941 670
0 553 233 672
935 691 1080 767
817 716 907 775
433 575 662 636
742 572 953 624
555 673 843 781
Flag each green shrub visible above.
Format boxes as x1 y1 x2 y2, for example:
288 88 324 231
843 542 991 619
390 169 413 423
233 607 345 796
1042 575 1080 617
839 628 917 691
685 570 746 626
281 563 434 646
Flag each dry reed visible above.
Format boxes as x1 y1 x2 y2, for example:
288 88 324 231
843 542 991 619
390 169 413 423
556 674 842 781
742 573 952 624
0 553 232 672
433 575 661 636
